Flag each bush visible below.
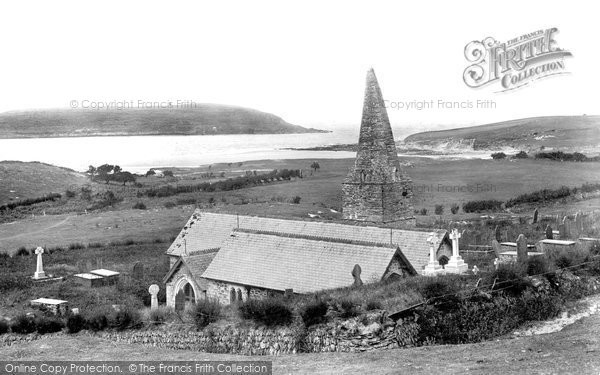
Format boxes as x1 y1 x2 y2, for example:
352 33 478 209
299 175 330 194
164 201 176 209
300 300 328 327
291 196 302 204
419 208 428 215
35 316 64 334
147 306 174 326
239 299 293 327
487 263 530 297
337 298 360 319
87 242 104 248
555 254 572 269
11 314 37 334
434 204 444 215
109 308 142 331
513 151 528 159
527 256 550 276
491 152 506 160
68 243 85 250
16 247 30 256
66 314 86 333
365 299 383 311
132 202 147 210
0 320 9 334
65 190 76 198
191 299 221 329
176 198 197 206
450 203 460 214
462 200 502 213
86 312 109 332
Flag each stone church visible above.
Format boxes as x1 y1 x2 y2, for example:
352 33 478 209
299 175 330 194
163 69 451 307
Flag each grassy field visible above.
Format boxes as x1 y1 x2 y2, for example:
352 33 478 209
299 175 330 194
2 157 600 254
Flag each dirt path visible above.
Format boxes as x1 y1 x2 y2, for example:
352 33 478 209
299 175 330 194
2 310 600 374
0 215 71 240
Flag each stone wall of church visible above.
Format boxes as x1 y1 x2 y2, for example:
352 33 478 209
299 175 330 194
342 180 414 224
206 280 278 305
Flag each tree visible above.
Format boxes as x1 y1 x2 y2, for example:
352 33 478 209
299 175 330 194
434 204 444 215
96 164 115 184
87 165 96 178
145 169 156 177
114 171 136 186
491 152 506 160
513 151 528 159
310 162 320 172
163 170 174 178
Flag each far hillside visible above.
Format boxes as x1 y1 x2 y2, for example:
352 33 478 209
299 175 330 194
0 105 327 138
0 161 89 205
403 115 600 152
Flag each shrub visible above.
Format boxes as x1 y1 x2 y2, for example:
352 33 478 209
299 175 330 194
239 299 293 327
419 208 428 215
590 241 600 256
176 198 196 206
164 201 176 209
526 256 550 276
66 314 86 333
35 316 64 334
555 254 572 269
0 320 9 334
87 242 104 248
132 202 147 210
434 204 444 215
292 196 302 204
513 151 528 159
11 314 37 334
450 203 460 214
68 243 85 250
491 152 506 160
462 200 502 213
163 170 174 177
365 299 383 311
418 277 462 311
109 308 142 331
65 190 76 198
86 312 109 332
191 299 221 329
487 263 530 297
16 247 30 256
300 300 328 327
337 298 360 319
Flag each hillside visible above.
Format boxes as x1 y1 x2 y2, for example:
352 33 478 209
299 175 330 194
0 105 326 138
403 115 600 152
0 161 89 205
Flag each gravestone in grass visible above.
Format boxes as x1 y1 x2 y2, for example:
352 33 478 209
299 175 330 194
516 234 528 264
132 262 144 280
148 284 159 311
545 225 553 240
352 264 363 287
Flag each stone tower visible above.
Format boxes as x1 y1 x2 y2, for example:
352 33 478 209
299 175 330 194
342 68 414 224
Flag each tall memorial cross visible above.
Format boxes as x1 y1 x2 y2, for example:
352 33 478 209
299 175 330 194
445 228 468 274
34 247 47 280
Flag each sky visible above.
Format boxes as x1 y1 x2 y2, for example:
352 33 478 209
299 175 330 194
0 0 597 133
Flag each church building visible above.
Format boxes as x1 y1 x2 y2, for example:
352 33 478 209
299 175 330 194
163 69 451 307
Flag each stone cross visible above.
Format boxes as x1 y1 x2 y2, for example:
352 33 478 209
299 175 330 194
545 225 553 240
351 264 363 287
34 247 46 280
148 284 159 310
427 233 436 264
516 234 528 264
450 229 461 258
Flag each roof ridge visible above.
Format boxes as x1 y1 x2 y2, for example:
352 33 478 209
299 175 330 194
185 247 220 257
234 227 397 249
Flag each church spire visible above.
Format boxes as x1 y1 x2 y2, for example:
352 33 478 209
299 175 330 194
342 68 414 224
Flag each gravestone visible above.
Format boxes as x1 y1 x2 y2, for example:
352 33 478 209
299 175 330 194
132 262 144 280
33 247 47 280
516 234 528 264
561 216 570 239
175 290 185 311
423 233 443 276
494 225 501 242
558 223 566 240
575 212 583 236
532 208 539 224
545 225 553 240
445 229 468 274
148 284 159 311
351 264 363 287
491 240 502 257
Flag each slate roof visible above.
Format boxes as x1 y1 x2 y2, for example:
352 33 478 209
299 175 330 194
163 248 219 291
166 210 446 272
202 230 400 293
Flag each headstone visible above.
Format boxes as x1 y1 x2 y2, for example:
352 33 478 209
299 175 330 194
148 284 159 311
494 225 501 242
516 234 528 264
33 247 47 280
532 208 539 224
561 216 570 239
71 308 79 315
423 233 443 276
491 240 502 257
445 229 468 274
132 262 144 280
175 290 185 311
545 225 553 240
558 223 566 240
575 212 583 236
351 264 363 287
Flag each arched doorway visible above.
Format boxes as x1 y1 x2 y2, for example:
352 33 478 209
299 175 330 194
183 282 195 303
